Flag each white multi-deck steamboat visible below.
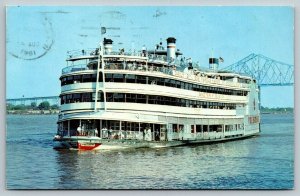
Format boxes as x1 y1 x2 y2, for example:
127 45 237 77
53 37 260 150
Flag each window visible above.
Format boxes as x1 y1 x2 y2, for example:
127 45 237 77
137 94 146 103
148 95 157 104
126 94 137 103
157 78 165 86
82 74 91 82
106 93 114 102
82 93 91 102
136 75 146 84
191 100 197 108
105 74 113 82
176 81 181 88
61 77 67 85
196 125 202 133
73 75 81 83
178 124 184 132
149 77 158 85
156 96 162 104
225 125 233 132
67 76 73 85
165 78 172 87
114 74 124 83
163 97 170 105
191 125 195 133
66 94 73 103
73 94 81 102
125 74 136 83
186 100 190 107
180 81 185 89
170 97 176 106
91 74 97 82
114 93 125 102
172 124 178 132
170 80 176 87
61 95 66 104
180 99 186 107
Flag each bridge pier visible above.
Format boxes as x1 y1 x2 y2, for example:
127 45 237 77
258 85 261 110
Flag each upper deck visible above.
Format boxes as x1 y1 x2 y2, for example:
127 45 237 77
62 37 255 90
62 51 253 90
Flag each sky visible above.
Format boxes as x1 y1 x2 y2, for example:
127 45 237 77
6 6 294 107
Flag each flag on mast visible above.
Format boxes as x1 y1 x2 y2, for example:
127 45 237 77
219 57 224 63
101 27 106 35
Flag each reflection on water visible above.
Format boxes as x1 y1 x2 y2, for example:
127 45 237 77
6 114 294 189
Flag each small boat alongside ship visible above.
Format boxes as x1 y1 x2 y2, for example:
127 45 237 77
53 37 260 150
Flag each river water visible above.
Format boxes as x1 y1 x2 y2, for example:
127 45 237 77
6 114 294 189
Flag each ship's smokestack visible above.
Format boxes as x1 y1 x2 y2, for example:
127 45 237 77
209 58 219 71
103 38 113 54
167 37 176 61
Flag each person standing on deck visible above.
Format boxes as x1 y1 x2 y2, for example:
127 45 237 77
108 127 112 139
95 128 98 137
146 128 152 141
77 126 81 136
82 125 86 136
143 128 146 140
101 127 108 138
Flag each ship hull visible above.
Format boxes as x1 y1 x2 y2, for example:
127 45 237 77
53 132 259 151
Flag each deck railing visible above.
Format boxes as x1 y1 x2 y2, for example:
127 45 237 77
67 48 99 59
62 64 91 74
62 63 250 89
61 128 246 141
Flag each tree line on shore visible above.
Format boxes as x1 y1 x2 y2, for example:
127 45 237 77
260 106 293 113
6 101 59 111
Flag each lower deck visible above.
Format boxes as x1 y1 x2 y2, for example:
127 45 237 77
56 118 259 143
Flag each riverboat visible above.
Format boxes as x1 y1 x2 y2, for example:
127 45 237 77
53 37 260 150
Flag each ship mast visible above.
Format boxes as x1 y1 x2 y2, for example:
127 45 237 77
101 41 107 111
94 40 107 112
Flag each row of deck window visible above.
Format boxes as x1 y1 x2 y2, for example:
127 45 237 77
60 92 236 109
61 73 248 96
87 61 251 84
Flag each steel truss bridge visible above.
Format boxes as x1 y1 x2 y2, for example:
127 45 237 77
6 96 60 106
222 53 294 86
6 53 294 106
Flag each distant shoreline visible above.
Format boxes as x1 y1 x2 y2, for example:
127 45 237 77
261 112 293 115
7 109 59 115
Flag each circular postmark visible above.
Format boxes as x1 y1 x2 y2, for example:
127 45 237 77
8 15 55 61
